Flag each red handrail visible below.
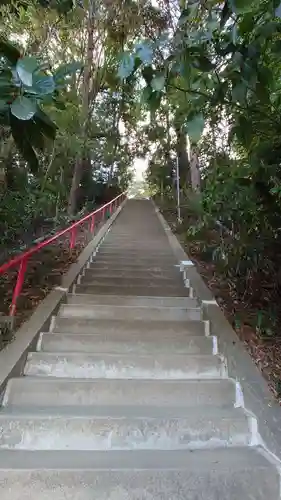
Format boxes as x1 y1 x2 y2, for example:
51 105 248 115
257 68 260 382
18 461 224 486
0 192 126 317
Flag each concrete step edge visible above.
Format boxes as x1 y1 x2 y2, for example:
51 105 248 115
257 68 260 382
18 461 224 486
0 408 254 451
66 293 198 306
36 332 216 354
0 446 276 470
24 352 228 380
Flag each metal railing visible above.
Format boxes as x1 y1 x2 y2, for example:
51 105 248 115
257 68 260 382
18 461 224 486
0 192 126 317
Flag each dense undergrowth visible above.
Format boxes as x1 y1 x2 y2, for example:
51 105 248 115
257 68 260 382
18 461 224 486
157 193 281 401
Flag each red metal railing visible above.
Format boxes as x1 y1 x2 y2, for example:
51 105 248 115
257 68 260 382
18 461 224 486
0 192 126 317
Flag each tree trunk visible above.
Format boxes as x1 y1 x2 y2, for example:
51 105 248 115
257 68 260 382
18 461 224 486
68 1 95 215
189 146 201 191
176 127 191 187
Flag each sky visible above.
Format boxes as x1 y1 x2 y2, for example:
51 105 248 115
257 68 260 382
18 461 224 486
133 157 148 180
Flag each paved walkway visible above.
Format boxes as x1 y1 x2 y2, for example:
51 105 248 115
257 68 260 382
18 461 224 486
0 200 279 499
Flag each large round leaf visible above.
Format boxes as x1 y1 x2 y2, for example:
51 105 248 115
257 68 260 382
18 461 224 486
54 61 82 82
151 75 165 91
118 53 135 79
16 56 38 87
136 42 153 64
32 73 55 95
11 96 37 120
185 113 205 143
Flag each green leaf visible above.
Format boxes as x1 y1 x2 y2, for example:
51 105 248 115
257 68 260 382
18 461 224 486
11 96 37 120
256 21 279 40
239 13 255 35
148 91 162 115
142 66 154 85
54 61 82 82
232 82 247 103
0 39 21 64
0 99 8 110
53 98 66 110
151 75 165 91
229 0 255 14
0 76 14 98
275 2 281 17
194 55 215 72
136 42 153 64
232 115 253 148
35 108 57 140
10 114 39 172
141 86 153 104
185 113 205 143
16 56 38 87
118 53 135 79
24 118 45 151
32 73 55 95
220 1 231 27
178 8 191 25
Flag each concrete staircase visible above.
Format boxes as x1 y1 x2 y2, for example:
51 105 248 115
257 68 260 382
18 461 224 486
0 200 280 499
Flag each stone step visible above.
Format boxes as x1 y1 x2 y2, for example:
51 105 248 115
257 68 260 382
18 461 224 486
92 256 177 266
96 249 175 257
58 303 202 322
89 262 180 273
52 317 207 336
85 268 180 280
75 283 191 297
3 378 237 408
66 293 198 308
99 244 171 250
0 408 252 451
0 448 279 499
80 275 184 288
24 352 225 379
38 333 214 355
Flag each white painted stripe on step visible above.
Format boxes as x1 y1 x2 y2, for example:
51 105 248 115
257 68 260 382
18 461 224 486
36 333 43 352
180 260 194 271
1 381 11 407
49 315 56 333
202 299 218 306
204 320 210 336
72 284 76 294
77 275 82 285
54 287 68 292
189 287 194 298
212 336 218 355
220 355 228 377
249 415 259 446
234 380 245 408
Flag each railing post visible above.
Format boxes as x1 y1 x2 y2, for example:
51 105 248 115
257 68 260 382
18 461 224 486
90 214 95 232
9 257 28 318
70 226 77 249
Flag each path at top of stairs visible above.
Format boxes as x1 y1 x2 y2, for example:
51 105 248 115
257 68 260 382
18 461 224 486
0 199 280 500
